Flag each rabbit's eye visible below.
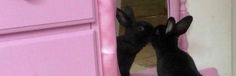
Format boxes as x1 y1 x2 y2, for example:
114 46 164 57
136 27 145 31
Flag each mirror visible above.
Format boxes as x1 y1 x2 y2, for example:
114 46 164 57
117 0 168 72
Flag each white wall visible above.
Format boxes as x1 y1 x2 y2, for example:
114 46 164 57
233 0 236 75
187 0 232 76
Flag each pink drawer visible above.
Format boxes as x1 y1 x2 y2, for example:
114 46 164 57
0 30 99 76
0 0 95 30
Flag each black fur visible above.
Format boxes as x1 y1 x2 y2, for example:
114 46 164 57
151 16 202 76
116 7 154 76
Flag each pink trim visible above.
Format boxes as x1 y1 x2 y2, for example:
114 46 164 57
168 0 188 52
168 0 180 19
97 0 119 76
179 0 189 52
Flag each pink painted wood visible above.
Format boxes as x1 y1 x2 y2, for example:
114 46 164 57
0 0 115 76
168 0 188 52
0 30 99 76
97 0 119 76
178 0 189 52
0 0 95 33
0 0 117 76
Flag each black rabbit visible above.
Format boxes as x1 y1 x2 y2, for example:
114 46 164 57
116 7 154 76
151 16 202 76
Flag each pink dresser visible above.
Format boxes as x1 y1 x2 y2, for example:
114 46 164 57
0 0 118 76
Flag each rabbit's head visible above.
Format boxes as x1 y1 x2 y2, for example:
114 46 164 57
152 16 193 47
116 7 154 40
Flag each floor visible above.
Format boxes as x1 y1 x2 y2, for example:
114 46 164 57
118 0 167 72
130 44 157 72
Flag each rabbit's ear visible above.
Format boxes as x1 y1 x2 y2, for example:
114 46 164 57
166 17 176 34
116 8 133 27
173 16 193 36
124 6 135 22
